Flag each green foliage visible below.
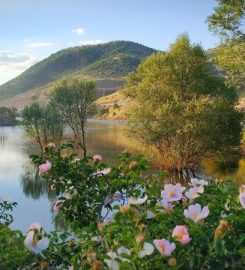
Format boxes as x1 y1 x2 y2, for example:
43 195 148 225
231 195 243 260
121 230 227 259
0 107 18 126
209 39 245 89
207 0 245 39
0 200 33 269
125 35 242 171
1 147 245 269
0 200 17 226
0 227 33 270
207 1 245 90
0 41 155 100
34 147 148 229
21 102 64 151
51 78 97 157
28 148 245 269
85 53 143 77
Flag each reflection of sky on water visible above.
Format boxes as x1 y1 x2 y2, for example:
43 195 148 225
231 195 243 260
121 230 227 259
0 121 128 232
0 121 244 232
0 127 53 232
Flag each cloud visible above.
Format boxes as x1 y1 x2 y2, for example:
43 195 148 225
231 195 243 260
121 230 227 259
72 28 85 35
0 51 38 84
26 42 53 48
79 40 107 46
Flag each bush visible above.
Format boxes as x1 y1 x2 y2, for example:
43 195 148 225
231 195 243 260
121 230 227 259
1 145 245 269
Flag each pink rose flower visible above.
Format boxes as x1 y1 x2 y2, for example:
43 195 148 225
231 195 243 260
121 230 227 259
185 185 204 200
153 239 175 256
157 198 174 211
189 178 208 187
172 225 191 244
39 161 52 174
53 200 64 212
93 155 102 162
27 222 42 233
184 203 209 223
50 184 56 191
161 183 186 202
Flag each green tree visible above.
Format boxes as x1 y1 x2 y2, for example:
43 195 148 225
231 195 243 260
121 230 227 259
51 78 97 157
125 35 242 172
21 102 64 152
207 0 245 89
0 107 18 126
209 40 245 89
207 0 245 39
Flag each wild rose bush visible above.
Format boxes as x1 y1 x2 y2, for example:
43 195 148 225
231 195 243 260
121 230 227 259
0 198 17 226
1 144 245 269
0 200 35 269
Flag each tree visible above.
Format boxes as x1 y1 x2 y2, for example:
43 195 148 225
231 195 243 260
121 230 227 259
125 35 242 173
207 0 245 40
207 0 245 89
209 40 245 89
21 102 64 152
0 107 18 126
51 78 97 157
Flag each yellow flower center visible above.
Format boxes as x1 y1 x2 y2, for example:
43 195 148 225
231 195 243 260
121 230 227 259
175 232 184 240
168 191 175 197
32 239 38 246
191 212 198 220
159 242 166 253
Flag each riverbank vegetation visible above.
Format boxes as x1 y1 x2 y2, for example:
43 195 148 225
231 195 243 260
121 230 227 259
0 107 18 126
0 148 245 269
21 78 97 157
1 2 244 269
125 35 242 173
21 102 64 152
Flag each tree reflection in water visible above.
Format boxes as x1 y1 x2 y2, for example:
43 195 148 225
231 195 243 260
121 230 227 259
21 169 56 201
21 169 70 230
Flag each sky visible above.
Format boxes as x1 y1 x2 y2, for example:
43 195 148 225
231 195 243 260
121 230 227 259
0 0 220 85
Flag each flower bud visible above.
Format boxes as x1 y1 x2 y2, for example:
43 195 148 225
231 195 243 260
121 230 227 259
215 229 223 239
92 260 103 270
137 223 146 231
120 205 131 214
168 257 177 267
98 223 105 231
40 261 48 270
87 251 96 263
219 219 229 229
135 233 145 244
93 155 102 162
129 160 138 170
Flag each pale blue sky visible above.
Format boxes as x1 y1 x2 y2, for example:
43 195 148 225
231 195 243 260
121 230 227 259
0 0 220 84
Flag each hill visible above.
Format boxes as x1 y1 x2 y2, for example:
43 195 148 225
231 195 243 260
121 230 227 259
0 41 156 106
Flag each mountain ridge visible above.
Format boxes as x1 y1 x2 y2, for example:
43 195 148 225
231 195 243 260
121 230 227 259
0 41 156 103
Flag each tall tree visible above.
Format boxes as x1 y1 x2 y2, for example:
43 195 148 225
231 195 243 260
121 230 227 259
21 102 64 152
125 35 242 172
207 0 245 40
51 79 97 157
207 0 245 89
209 40 245 89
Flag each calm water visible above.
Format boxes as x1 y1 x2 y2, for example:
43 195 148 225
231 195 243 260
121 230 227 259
0 120 244 232
0 120 129 232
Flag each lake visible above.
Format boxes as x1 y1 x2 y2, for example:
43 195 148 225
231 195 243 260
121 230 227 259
0 120 244 232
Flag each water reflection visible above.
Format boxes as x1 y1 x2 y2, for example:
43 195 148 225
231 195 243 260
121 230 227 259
21 171 56 200
0 121 130 231
202 158 245 185
0 121 244 232
0 127 53 231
